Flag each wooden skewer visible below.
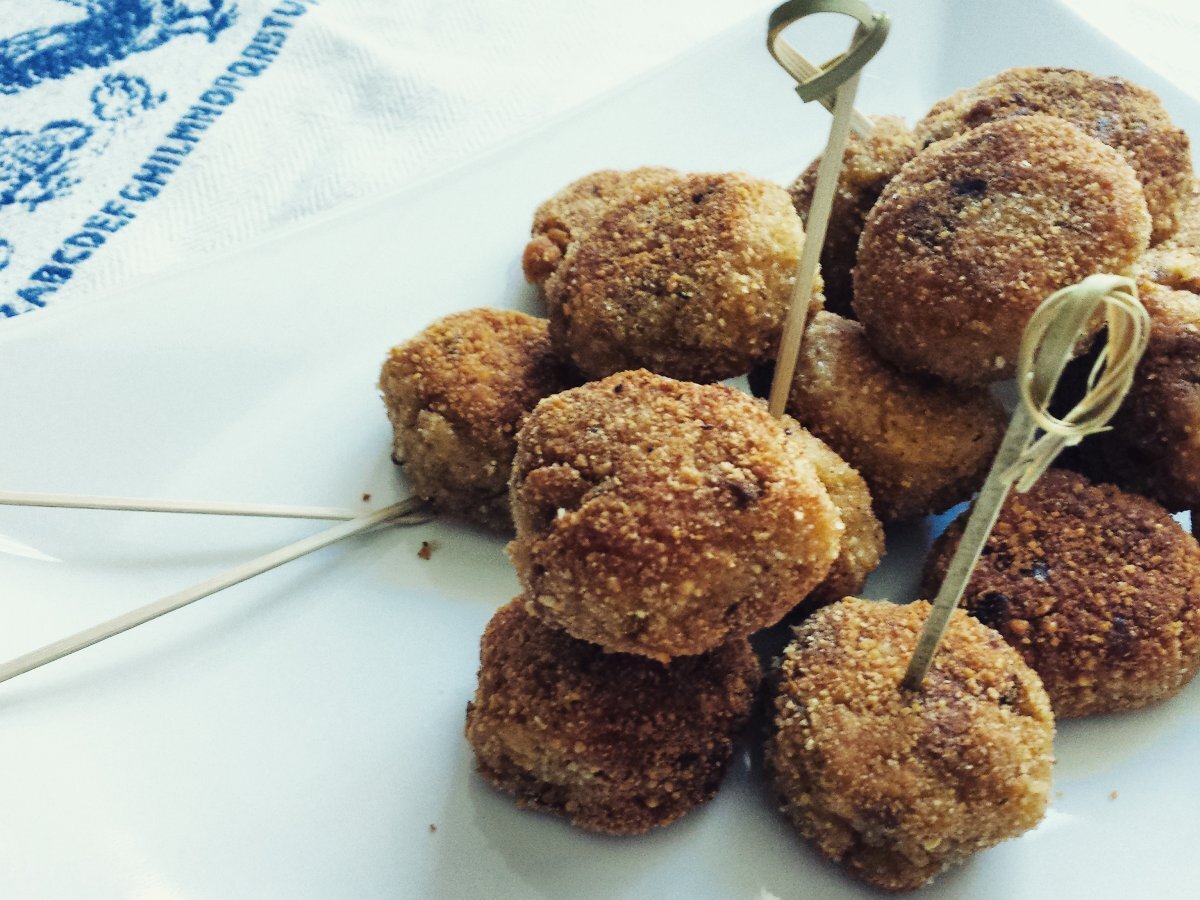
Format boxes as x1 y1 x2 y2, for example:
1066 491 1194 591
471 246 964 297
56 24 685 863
0 497 429 686
0 490 363 521
768 37 875 137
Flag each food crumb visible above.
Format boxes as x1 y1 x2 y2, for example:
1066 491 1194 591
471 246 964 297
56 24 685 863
1055 791 1064 799
1110 790 1119 801
429 823 437 833
362 493 371 502
418 541 436 560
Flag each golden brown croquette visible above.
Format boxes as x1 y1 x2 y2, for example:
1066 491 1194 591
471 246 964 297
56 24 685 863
924 469 1200 718
379 308 575 530
784 424 884 606
534 170 822 382
789 115 921 317
767 597 1054 892
466 599 761 835
915 66 1193 244
782 312 1006 523
854 114 1150 384
521 167 677 285
508 370 843 661
1142 181 1200 294
1072 281 1200 512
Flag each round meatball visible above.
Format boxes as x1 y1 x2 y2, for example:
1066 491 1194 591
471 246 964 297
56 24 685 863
924 469 1200 718
785 424 884 606
508 370 843 661
780 311 1006 522
1073 281 1200 511
915 66 1193 244
767 597 1054 892
522 167 677 285
466 599 761 835
789 115 921 317
855 114 1151 384
535 169 822 382
379 308 575 530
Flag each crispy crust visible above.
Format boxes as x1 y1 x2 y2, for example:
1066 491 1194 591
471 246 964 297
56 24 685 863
854 115 1150 384
924 469 1200 717
784 312 1006 522
1142 181 1200 295
379 308 575 530
784 424 885 605
767 598 1054 892
538 170 821 382
466 600 761 835
915 66 1193 244
1075 281 1200 511
789 115 921 317
508 370 843 661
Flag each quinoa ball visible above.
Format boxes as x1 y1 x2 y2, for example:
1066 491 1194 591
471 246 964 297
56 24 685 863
466 599 761 835
1072 280 1200 512
854 114 1151 384
379 308 575 530
789 115 921 317
924 469 1200 718
767 597 1054 892
532 169 823 383
915 66 1193 244
508 370 843 661
780 311 1006 523
785 423 885 606
521 167 677 284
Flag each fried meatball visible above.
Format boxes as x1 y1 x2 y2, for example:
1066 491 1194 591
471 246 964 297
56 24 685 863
915 67 1193 244
789 115 921 317
854 114 1151 384
379 308 575 530
1071 281 1200 511
767 597 1054 892
1142 181 1200 294
784 424 884 606
535 169 822 383
780 311 1006 523
466 599 761 835
924 469 1200 718
508 370 842 661
521 167 677 284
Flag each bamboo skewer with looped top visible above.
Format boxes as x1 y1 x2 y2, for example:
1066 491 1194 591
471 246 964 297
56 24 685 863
902 274 1151 691
0 496 432 686
764 0 889 419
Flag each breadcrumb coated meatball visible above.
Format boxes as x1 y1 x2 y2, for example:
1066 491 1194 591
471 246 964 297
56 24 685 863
855 114 1151 384
1142 181 1200 295
522 167 677 284
767 597 1054 892
466 599 761 835
1073 281 1200 512
781 312 1006 522
508 370 843 661
924 470 1200 717
915 66 1193 244
785 424 884 606
379 308 575 530
789 115 921 317
532 169 822 382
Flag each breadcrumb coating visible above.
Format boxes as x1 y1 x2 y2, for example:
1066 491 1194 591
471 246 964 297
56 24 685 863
1074 280 1200 511
379 308 575 530
781 312 1006 522
508 370 843 661
522 167 677 284
1142 181 1200 295
789 115 921 317
854 114 1150 384
535 169 822 382
466 600 761 835
784 423 885 606
767 597 1054 892
915 66 1193 244
924 470 1200 717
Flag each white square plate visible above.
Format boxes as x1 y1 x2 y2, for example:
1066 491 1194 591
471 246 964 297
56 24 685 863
1 2 1197 897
